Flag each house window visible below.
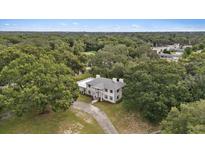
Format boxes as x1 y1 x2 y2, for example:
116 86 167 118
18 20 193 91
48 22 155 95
110 90 113 93
117 89 120 93
105 89 108 92
117 95 119 99
105 95 108 99
110 96 113 100
88 84 91 88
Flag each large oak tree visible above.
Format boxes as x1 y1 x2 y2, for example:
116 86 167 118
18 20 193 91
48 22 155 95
0 52 79 116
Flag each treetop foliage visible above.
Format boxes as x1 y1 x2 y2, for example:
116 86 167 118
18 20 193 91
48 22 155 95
161 101 205 133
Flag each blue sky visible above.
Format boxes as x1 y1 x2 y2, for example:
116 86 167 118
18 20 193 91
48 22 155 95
1 19 205 32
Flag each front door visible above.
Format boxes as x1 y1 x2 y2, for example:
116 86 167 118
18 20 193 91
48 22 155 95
94 89 100 100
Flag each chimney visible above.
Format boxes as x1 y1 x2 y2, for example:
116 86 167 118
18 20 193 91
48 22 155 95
112 78 117 82
119 79 124 83
96 75 100 78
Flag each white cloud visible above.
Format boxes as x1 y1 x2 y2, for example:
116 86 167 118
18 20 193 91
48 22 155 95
72 22 79 25
114 25 121 30
4 23 10 26
131 24 141 29
60 23 67 26
2 20 205 32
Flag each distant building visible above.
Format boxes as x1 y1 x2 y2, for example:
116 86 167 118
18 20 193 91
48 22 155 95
152 44 192 52
77 75 125 103
152 44 192 61
158 53 181 61
152 47 167 54
182 45 192 49
167 43 181 51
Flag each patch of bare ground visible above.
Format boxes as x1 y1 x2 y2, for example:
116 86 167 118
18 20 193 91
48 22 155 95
57 109 104 134
116 112 160 133
72 109 94 124
60 122 84 134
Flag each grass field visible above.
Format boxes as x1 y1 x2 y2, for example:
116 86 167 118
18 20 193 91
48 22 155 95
77 94 159 133
94 101 160 133
74 73 93 81
0 109 104 134
0 93 159 134
77 94 92 103
81 51 96 56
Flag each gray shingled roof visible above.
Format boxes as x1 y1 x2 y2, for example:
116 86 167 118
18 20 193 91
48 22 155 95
86 77 125 90
159 53 180 58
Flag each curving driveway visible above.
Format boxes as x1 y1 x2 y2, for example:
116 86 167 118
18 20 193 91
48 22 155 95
72 101 118 134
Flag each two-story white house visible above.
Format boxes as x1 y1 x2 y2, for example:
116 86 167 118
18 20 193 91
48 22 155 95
77 75 125 103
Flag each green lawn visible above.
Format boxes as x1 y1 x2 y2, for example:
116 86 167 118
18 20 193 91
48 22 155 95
77 94 92 103
81 51 96 56
74 73 92 81
95 101 159 133
76 94 160 133
0 109 104 134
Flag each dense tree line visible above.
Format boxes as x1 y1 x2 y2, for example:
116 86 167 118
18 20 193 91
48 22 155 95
0 52 79 115
123 52 205 125
123 60 190 123
161 100 205 133
0 34 83 116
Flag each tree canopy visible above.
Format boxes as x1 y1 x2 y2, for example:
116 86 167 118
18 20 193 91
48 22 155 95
123 60 190 123
161 101 205 134
0 45 79 116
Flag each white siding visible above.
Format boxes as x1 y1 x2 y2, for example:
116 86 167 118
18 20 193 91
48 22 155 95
79 79 124 103
113 88 122 102
102 88 115 103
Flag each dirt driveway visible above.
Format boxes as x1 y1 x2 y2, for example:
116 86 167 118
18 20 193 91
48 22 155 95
72 101 118 134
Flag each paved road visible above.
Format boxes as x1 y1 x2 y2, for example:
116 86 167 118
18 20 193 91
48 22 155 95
72 101 118 134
